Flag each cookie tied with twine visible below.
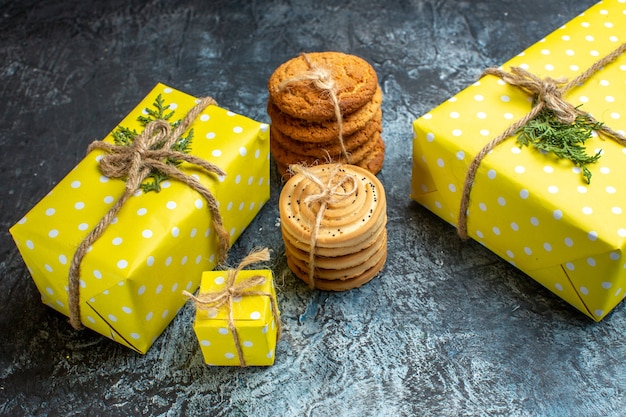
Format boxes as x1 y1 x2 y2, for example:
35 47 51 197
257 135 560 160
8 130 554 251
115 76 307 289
279 163 387 291
277 53 350 162
183 248 281 367
267 52 385 178
458 42 626 240
68 96 231 330
269 52 378 121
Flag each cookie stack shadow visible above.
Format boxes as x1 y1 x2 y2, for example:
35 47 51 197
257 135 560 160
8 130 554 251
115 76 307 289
279 164 387 291
267 52 385 178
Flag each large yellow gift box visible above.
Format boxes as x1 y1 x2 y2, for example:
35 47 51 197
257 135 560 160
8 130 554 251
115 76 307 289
187 249 280 366
9 83 270 353
411 1 626 321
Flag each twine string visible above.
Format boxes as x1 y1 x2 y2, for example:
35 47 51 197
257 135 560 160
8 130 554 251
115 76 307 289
68 96 230 330
458 42 626 240
278 53 350 163
183 248 281 367
289 164 357 288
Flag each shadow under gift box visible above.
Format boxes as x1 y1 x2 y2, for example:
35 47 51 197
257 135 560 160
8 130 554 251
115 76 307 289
10 83 270 353
411 1 626 321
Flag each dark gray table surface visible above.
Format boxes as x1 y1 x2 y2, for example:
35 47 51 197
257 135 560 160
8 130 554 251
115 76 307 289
1 1 624 416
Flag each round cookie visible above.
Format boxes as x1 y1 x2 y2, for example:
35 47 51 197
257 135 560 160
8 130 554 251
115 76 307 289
267 86 383 142
274 133 385 182
279 164 387 249
285 231 387 280
271 129 383 169
352 135 386 175
281 213 387 257
270 109 382 159
270 131 331 168
345 133 384 168
287 249 387 291
274 160 293 181
283 233 384 271
268 52 378 122
279 163 388 291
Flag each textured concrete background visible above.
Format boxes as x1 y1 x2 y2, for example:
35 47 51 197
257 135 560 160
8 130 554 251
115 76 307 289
1 0 625 416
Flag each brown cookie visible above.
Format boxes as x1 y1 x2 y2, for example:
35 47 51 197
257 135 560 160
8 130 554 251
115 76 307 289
268 52 378 121
267 87 383 142
352 134 386 175
274 160 293 182
344 133 384 168
270 131 330 168
270 109 382 159
271 130 383 170
275 146 385 180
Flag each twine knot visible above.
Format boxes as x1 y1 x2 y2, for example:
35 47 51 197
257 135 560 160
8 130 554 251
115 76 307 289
97 120 171 179
483 67 581 125
284 65 336 92
304 167 355 206
289 164 357 288
68 95 231 330
278 56 336 94
183 248 281 367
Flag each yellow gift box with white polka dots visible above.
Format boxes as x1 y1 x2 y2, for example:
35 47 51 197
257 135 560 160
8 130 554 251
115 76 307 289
193 269 279 366
9 83 270 352
411 1 626 321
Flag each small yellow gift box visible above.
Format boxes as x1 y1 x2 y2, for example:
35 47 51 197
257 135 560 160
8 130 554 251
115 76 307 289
9 83 270 352
185 249 280 366
411 1 626 321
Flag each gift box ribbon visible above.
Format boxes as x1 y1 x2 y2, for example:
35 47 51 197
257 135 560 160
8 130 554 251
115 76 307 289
184 248 281 367
68 96 231 330
458 42 626 240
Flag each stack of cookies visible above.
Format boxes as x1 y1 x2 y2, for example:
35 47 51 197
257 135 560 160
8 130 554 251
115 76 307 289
279 164 387 291
267 52 385 177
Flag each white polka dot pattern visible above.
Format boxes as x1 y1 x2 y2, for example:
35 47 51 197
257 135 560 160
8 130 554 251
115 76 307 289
192 269 279 366
411 3 626 321
9 83 270 353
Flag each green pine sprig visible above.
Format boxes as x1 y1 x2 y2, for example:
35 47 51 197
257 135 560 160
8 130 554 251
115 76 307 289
516 107 603 184
111 94 194 193
136 94 175 126
111 125 139 146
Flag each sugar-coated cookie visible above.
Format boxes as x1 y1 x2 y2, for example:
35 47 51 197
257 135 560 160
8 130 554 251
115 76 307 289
268 52 378 122
267 87 383 143
270 109 382 159
267 51 385 178
270 129 383 170
353 134 385 175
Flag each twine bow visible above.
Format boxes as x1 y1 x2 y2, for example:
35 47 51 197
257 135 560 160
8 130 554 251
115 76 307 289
183 248 281 367
68 96 231 330
458 42 626 240
279 53 350 162
289 164 357 288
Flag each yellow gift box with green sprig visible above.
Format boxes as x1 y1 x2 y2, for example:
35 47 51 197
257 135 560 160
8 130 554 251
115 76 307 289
9 83 270 352
411 1 626 321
